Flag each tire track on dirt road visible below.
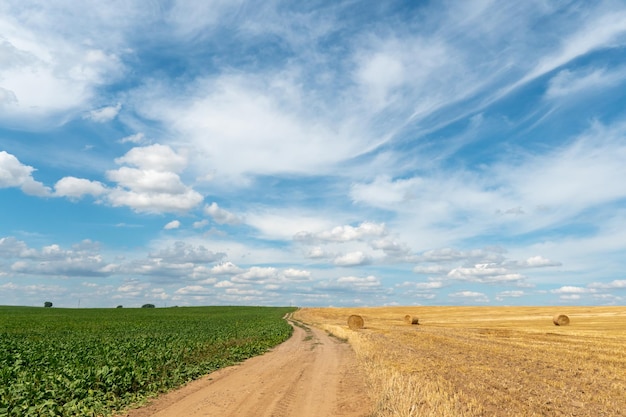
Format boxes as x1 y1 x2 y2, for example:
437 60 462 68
116 320 372 417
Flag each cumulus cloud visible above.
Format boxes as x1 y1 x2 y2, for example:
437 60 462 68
115 281 150 298
0 282 67 300
105 144 203 213
558 294 581 300
204 202 242 225
311 275 386 296
5 238 118 278
413 265 450 275
447 263 525 284
397 280 444 290
337 275 380 288
588 280 626 289
551 286 594 294
211 262 243 275
294 221 387 243
0 236 37 258
119 242 226 280
174 285 213 296
4 145 203 212
497 290 525 298
163 220 181 230
371 238 412 258
417 248 505 264
306 247 334 259
115 144 187 172
149 241 225 264
283 268 311 281
333 251 372 267
410 247 563 286
0 151 50 196
54 176 106 199
233 266 278 283
449 291 489 303
515 256 562 268
193 219 209 229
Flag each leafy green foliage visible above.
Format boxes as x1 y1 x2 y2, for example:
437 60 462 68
0 306 295 417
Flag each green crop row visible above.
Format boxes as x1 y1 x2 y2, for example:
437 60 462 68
0 306 295 417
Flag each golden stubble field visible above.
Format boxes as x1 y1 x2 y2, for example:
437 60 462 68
294 306 626 417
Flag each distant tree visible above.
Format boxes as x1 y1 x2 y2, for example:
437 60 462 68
116 305 123 308
44 301 53 308
141 303 155 308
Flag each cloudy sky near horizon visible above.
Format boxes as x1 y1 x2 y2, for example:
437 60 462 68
2 0 626 308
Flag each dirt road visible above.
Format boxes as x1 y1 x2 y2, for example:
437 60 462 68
117 321 372 417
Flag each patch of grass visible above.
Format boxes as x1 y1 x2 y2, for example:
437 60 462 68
0 305 296 417
325 330 348 343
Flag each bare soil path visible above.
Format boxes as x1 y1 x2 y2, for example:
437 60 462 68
116 320 372 417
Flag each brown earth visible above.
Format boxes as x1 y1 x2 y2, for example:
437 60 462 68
115 320 372 417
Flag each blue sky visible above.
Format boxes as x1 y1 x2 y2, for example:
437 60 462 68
2 1 626 308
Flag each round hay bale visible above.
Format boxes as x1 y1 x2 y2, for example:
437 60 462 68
347 314 364 330
553 314 570 326
404 315 419 325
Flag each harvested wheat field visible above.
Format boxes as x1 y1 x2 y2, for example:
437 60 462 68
294 306 626 417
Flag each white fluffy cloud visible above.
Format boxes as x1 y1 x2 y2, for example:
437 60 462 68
232 266 278 283
333 251 372 267
283 268 311 281
551 286 593 294
2 144 204 213
149 241 225 264
0 151 50 196
513 256 562 268
0 237 37 258
588 280 626 289
294 221 387 243
106 144 203 213
449 291 489 303
211 262 243 275
496 290 525 298
204 202 242 225
163 220 180 230
337 275 380 288
447 264 525 284
4 238 119 277
114 144 187 172
54 177 106 199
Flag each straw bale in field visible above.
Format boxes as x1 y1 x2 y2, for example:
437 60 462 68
552 314 570 326
404 315 419 325
348 314 364 330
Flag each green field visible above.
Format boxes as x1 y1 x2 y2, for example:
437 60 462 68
0 305 295 417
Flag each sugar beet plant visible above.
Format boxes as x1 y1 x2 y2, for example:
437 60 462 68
0 306 295 417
